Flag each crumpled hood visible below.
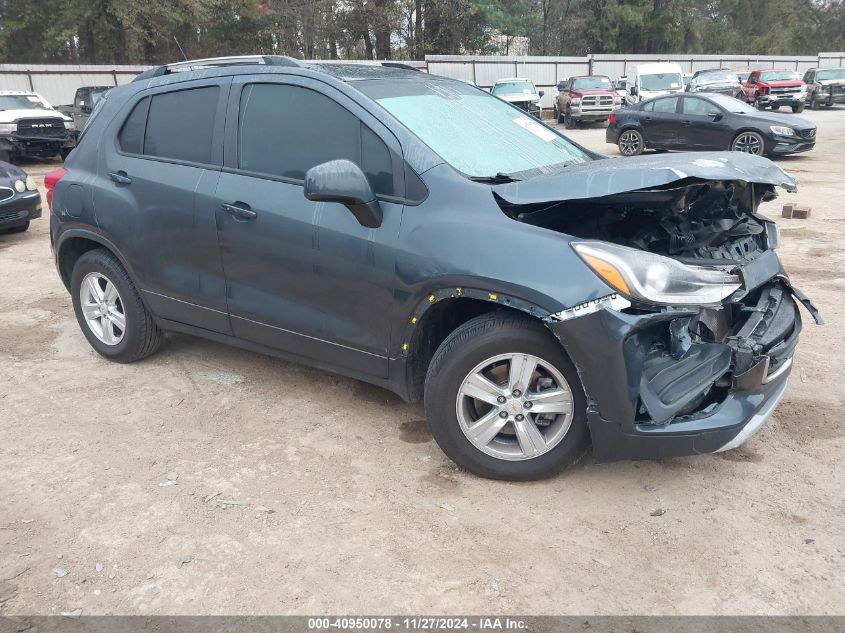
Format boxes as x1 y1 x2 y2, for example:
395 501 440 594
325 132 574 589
492 152 797 205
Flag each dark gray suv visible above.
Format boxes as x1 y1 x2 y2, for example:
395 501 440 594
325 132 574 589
48 56 820 480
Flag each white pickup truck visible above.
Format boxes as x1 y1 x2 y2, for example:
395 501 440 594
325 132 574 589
0 91 76 163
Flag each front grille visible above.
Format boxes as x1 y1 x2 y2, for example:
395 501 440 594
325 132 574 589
769 87 800 96
16 118 66 138
0 209 24 222
580 95 614 107
800 128 816 140
0 187 13 202
831 85 845 95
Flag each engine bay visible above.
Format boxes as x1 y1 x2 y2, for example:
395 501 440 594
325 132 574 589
498 179 776 264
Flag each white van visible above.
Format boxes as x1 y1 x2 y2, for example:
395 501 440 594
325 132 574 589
626 62 685 105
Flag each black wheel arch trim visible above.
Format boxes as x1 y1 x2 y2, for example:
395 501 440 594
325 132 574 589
397 286 557 359
55 227 144 295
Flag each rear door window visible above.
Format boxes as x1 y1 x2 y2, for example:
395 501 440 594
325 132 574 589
652 97 679 113
237 83 394 196
142 86 219 164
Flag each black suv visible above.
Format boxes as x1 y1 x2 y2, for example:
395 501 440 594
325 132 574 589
49 56 820 480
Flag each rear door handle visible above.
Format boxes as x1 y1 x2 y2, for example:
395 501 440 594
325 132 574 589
681 120 692 125
108 171 132 185
221 202 257 221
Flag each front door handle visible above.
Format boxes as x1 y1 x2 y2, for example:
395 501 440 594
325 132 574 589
108 171 132 185
681 119 692 125
221 202 257 221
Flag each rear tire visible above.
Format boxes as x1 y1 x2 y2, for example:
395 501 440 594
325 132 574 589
618 128 644 156
71 248 162 363
424 313 589 481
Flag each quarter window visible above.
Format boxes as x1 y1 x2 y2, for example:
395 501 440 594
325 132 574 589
118 97 150 155
238 83 394 196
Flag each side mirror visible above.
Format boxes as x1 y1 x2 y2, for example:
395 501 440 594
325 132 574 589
538 90 545 97
304 159 382 229
630 86 638 95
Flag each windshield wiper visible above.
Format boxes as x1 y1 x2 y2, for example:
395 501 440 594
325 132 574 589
469 172 522 184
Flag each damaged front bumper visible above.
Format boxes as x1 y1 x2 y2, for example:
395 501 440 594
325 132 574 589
549 273 820 462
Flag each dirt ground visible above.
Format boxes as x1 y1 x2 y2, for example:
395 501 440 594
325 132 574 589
1 108 843 617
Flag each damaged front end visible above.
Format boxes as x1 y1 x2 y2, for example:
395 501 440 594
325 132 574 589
494 152 822 461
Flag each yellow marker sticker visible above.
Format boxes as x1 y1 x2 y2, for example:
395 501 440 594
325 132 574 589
410 316 417 324
402 343 409 351
489 293 498 300
428 294 436 302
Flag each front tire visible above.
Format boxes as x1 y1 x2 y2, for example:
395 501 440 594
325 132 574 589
731 130 765 156
792 103 805 113
424 313 589 480
71 248 162 363
564 109 576 129
0 150 10 163
618 128 644 156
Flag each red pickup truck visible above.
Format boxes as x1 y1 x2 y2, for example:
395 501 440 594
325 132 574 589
553 75 622 128
741 69 807 113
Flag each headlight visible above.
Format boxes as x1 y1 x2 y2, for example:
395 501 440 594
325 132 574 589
0 123 17 134
25 176 37 191
14 179 26 193
613 96 622 105
64 120 76 130
572 241 741 305
571 97 580 105
770 126 795 136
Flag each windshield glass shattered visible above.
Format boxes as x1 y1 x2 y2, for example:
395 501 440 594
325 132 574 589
491 81 537 96
358 79 588 179
697 70 739 83
640 73 683 91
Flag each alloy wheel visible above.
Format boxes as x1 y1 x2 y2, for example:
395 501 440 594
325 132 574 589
732 132 763 155
79 272 126 345
619 130 642 155
455 353 574 461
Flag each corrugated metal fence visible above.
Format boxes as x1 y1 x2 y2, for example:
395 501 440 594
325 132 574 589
0 64 150 105
1 53 843 108
428 53 845 108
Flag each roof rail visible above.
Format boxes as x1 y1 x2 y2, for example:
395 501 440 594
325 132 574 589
133 55 305 82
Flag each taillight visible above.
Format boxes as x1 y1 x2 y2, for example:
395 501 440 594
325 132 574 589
608 113 616 124
44 167 67 208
